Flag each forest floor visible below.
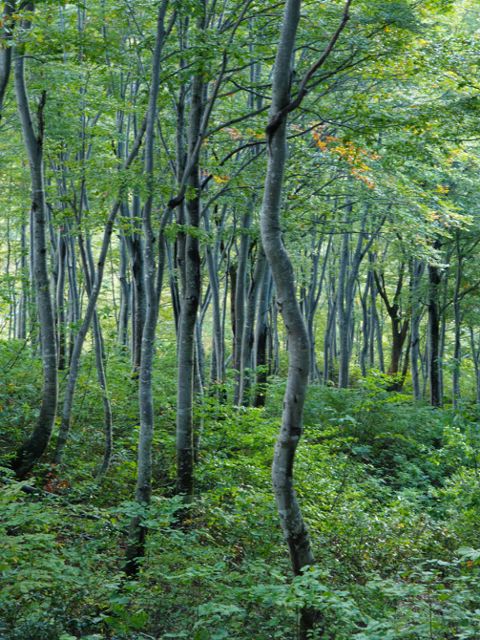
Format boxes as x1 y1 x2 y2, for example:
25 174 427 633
1 344 480 639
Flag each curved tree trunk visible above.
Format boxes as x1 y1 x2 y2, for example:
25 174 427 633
261 0 351 635
12 20 58 478
261 0 312 633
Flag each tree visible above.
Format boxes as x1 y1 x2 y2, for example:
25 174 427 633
261 0 351 635
12 4 58 478
125 0 170 575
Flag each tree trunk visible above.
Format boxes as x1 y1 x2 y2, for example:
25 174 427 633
125 0 169 575
254 266 271 407
176 5 204 496
373 264 409 388
55 230 67 370
233 206 252 403
117 233 130 349
80 235 114 479
128 199 146 376
262 0 316 635
428 247 442 407
204 208 225 390
337 210 350 388
16 219 28 340
12 22 58 478
239 245 266 405
262 0 352 628
410 258 424 401
452 235 463 408
0 0 14 119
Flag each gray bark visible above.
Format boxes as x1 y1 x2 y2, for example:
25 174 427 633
261 0 352 631
12 25 58 478
262 0 314 634
240 245 266 405
323 270 337 384
0 0 14 118
428 243 442 407
81 235 113 478
452 246 462 407
204 204 227 390
125 0 169 575
254 264 271 407
117 233 130 348
410 258 425 401
469 327 480 405
16 220 28 340
233 205 253 404
176 8 204 495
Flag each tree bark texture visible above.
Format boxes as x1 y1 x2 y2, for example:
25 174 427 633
12 21 58 478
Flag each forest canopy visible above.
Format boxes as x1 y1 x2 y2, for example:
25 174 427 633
1 0 480 638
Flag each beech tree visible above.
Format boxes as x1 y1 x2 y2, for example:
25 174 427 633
12 4 58 478
261 0 352 635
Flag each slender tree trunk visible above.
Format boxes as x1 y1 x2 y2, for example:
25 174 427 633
261 0 352 628
233 206 252 403
125 0 169 575
410 258 424 401
56 230 67 370
373 264 410 387
128 197 146 376
469 328 480 405
16 220 28 340
428 247 442 407
375 307 385 373
176 42 203 496
229 262 237 354
204 209 225 390
438 263 449 403
262 0 323 634
117 233 130 348
307 235 331 382
337 211 350 388
452 235 463 408
80 235 114 478
0 0 14 119
66 232 79 365
270 295 280 375
28 206 39 353
323 272 337 384
240 246 266 405
12 24 58 478
359 272 372 377
254 266 271 407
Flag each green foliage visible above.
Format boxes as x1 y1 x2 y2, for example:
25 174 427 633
0 340 42 466
1 351 480 638
2 0 480 638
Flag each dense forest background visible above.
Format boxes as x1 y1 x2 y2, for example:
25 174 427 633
2 0 480 638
